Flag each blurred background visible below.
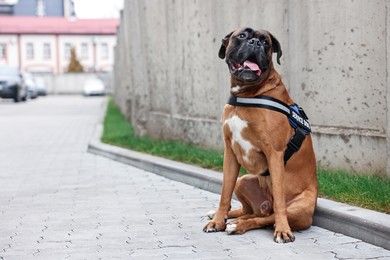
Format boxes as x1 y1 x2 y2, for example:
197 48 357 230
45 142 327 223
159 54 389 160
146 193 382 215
0 0 122 96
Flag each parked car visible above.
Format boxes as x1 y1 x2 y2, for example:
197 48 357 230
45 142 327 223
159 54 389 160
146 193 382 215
23 72 38 99
0 66 27 102
83 77 105 96
34 77 47 96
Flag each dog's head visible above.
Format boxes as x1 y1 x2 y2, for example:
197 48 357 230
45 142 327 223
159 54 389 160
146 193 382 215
219 27 282 86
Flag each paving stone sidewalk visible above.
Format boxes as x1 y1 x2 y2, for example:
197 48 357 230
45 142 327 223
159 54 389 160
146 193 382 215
0 96 389 259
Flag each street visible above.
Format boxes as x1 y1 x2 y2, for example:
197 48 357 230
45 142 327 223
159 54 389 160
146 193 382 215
0 96 389 259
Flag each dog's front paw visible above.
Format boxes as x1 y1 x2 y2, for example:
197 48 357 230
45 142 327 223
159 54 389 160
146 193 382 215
274 225 295 243
203 214 226 233
203 220 226 232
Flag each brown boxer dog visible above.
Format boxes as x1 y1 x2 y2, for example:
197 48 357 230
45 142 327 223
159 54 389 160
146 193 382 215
203 27 318 243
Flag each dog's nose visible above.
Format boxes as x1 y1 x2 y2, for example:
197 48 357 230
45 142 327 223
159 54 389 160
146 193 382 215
248 38 261 47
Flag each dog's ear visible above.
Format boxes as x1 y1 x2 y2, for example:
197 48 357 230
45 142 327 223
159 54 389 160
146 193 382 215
218 31 233 59
269 33 282 65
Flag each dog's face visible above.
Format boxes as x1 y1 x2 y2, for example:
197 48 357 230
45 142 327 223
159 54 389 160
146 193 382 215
219 27 282 84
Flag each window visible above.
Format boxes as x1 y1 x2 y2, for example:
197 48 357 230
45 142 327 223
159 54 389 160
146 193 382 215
100 43 109 59
36 0 46 16
81 43 88 59
43 43 51 59
26 43 34 59
64 43 71 59
0 43 6 59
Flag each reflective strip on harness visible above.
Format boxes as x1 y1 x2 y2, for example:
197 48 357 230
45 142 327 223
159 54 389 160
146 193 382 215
235 96 291 115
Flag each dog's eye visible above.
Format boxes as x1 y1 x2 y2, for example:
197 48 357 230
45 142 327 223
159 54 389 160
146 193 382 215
238 33 247 39
259 37 268 45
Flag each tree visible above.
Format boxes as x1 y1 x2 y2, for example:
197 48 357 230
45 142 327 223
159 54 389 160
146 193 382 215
67 46 84 73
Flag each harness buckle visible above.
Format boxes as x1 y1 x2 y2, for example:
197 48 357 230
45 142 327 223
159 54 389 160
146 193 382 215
287 127 306 152
287 137 301 152
298 106 309 120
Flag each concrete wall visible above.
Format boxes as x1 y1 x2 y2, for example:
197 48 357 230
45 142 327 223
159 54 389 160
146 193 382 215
114 0 390 177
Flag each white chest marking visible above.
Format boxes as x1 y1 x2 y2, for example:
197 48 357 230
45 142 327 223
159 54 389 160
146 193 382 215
224 115 253 161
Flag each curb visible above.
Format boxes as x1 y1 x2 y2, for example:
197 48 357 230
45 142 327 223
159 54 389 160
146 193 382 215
88 124 390 250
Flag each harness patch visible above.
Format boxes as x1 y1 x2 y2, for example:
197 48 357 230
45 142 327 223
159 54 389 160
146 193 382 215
288 105 311 134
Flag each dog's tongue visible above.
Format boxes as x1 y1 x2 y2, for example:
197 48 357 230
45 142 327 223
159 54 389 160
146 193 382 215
243 60 261 75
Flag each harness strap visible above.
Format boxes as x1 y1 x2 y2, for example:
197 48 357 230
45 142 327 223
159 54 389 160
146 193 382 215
227 95 311 177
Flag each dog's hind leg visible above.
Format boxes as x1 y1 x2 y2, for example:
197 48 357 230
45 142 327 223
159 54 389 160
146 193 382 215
225 174 275 234
226 190 317 243
233 174 273 214
225 175 258 219
207 174 261 220
226 215 275 235
207 207 253 220
209 174 256 221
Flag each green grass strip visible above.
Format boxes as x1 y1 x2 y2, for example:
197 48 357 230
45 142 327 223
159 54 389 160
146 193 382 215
102 98 390 214
102 98 224 171
317 169 389 213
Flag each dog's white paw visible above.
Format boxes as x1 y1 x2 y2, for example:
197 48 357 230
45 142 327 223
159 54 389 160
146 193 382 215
206 210 216 220
274 236 284 244
274 234 295 244
225 223 237 235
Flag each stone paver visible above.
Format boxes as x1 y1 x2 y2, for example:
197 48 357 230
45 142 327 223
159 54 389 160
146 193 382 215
0 96 389 259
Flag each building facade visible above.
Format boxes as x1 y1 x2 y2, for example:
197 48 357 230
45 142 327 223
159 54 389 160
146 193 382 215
0 0 118 74
0 17 118 73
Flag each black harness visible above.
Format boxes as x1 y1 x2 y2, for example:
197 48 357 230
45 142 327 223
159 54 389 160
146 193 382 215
227 95 311 176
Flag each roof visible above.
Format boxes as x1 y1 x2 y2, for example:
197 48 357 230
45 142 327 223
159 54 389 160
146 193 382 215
0 16 119 35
